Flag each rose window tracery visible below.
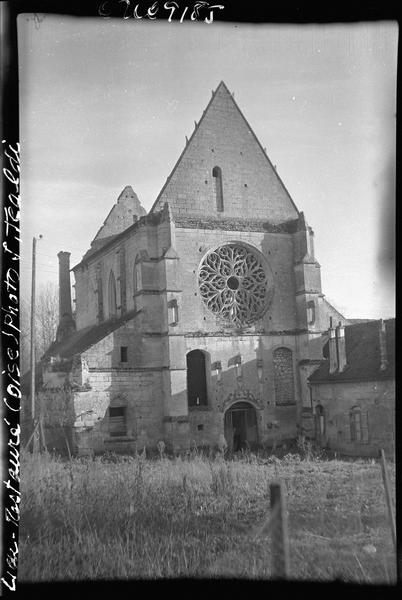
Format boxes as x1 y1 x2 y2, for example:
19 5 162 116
198 243 271 327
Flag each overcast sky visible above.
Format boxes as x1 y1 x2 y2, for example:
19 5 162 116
18 16 397 319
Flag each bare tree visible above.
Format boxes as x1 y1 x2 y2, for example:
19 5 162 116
20 297 32 375
35 282 59 357
20 282 59 374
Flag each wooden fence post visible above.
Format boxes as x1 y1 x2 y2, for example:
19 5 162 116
33 421 40 454
380 449 396 551
270 480 290 579
39 415 47 453
23 419 39 453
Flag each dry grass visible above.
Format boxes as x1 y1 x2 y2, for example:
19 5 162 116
18 449 396 583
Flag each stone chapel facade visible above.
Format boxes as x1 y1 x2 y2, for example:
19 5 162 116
28 81 351 455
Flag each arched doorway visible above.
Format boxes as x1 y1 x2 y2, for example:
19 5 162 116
224 402 258 451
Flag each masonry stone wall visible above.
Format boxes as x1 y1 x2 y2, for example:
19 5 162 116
81 320 168 371
46 321 166 454
158 223 319 450
273 347 295 405
72 368 164 454
74 217 172 330
167 333 301 448
55 214 337 453
310 380 395 457
173 228 297 334
93 186 146 241
153 84 299 223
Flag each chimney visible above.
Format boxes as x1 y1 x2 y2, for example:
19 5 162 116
329 317 338 374
58 251 73 319
56 251 76 343
336 321 347 372
308 226 315 259
379 319 388 371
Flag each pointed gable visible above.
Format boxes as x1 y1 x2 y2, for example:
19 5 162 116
93 186 146 242
150 81 299 224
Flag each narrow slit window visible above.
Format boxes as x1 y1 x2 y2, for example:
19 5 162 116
212 166 224 212
133 260 141 311
108 270 117 318
316 404 325 436
119 247 127 314
120 346 128 363
96 269 104 322
133 261 141 293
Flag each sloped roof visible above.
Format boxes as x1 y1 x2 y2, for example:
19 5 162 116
21 309 141 395
309 318 395 383
43 308 140 360
81 234 120 261
347 318 376 324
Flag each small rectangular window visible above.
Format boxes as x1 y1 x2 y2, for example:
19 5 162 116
307 300 316 325
197 424 204 431
109 406 126 437
168 299 179 326
109 406 125 418
120 346 128 362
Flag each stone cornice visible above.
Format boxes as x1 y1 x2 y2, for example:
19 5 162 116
174 214 299 233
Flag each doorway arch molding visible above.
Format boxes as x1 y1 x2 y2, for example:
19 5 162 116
219 389 264 413
224 400 259 451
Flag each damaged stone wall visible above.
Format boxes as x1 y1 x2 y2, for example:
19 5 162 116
71 368 165 455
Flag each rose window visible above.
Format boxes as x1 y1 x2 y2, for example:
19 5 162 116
198 243 271 327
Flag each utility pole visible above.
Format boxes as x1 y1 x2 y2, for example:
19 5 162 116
30 234 42 452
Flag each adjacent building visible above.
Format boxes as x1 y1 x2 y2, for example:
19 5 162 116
308 318 395 457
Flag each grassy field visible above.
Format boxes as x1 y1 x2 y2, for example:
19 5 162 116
18 449 396 583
